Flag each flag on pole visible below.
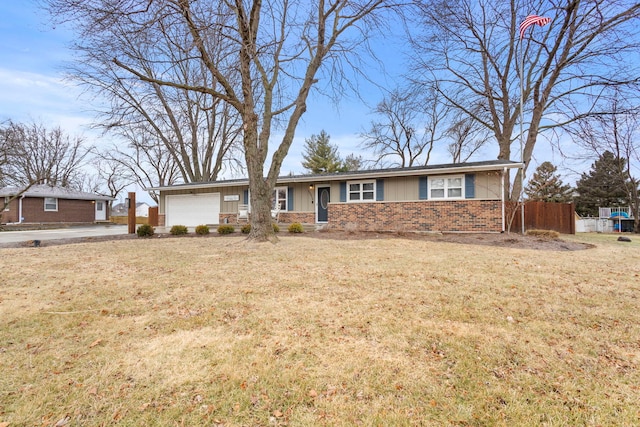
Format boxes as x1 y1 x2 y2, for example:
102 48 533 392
519 15 551 39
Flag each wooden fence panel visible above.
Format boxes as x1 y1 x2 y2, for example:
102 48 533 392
109 216 150 225
148 206 159 226
510 201 575 234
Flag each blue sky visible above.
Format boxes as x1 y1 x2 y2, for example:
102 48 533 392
1 1 574 200
0 2 406 174
0 3 95 131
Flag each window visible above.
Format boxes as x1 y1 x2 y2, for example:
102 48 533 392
272 187 287 211
96 201 104 211
347 180 375 202
429 175 463 199
2 197 9 212
44 197 58 211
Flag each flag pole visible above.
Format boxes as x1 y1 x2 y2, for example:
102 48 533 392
517 15 550 234
519 35 525 234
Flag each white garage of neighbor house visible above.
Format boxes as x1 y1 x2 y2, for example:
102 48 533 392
148 160 523 233
165 193 220 227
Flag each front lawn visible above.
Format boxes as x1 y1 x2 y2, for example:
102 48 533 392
1 235 638 426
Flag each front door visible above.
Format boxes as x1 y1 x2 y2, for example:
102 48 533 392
95 200 106 221
317 186 330 222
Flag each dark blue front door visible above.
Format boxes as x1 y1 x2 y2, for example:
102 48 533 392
317 187 330 222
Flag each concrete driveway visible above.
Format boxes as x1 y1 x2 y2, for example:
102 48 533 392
0 224 130 244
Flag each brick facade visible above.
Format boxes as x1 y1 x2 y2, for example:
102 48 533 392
277 212 315 224
1 198 19 223
161 203 502 233
217 211 315 226
20 197 98 223
328 200 503 233
218 213 234 225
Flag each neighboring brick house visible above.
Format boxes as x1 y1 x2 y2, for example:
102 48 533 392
0 185 115 224
146 160 522 233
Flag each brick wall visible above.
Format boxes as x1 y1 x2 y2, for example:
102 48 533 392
1 198 19 223
218 211 315 225
278 212 315 224
328 200 503 233
153 201 501 232
219 213 235 224
21 197 96 223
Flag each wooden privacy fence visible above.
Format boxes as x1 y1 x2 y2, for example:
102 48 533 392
109 207 158 226
509 201 575 234
148 206 158 226
109 216 150 225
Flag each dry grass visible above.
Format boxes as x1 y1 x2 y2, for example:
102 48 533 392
1 234 639 426
526 229 560 239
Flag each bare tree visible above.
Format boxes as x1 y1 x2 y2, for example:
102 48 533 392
97 129 183 204
1 120 90 189
0 123 17 186
361 86 449 167
1 120 90 225
568 93 640 232
446 110 492 163
411 0 640 200
1 124 20 225
82 156 136 200
62 2 243 185
46 0 399 242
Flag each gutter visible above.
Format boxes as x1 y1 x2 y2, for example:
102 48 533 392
8 194 26 225
501 167 507 232
18 194 25 224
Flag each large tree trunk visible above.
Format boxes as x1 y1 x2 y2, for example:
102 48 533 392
242 108 278 243
248 178 277 242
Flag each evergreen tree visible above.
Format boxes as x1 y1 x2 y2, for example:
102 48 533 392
342 153 363 172
301 131 344 174
524 162 573 203
574 151 630 217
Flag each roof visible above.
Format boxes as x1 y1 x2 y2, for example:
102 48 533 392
0 185 115 201
146 159 522 192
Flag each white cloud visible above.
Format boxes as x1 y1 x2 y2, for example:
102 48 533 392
0 68 96 133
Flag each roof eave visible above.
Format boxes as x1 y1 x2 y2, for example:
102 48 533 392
0 188 116 201
146 161 523 192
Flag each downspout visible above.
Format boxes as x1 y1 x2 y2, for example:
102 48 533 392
18 194 25 224
501 168 506 232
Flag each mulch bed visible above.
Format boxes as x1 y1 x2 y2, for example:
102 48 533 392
0 230 593 251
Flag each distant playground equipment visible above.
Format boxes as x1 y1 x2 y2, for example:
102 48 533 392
610 211 631 232
610 211 630 219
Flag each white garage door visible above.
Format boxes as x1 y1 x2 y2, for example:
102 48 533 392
165 193 220 227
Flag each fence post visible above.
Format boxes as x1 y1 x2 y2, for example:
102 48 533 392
127 192 136 234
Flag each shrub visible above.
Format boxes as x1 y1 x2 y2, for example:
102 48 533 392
170 225 189 235
272 223 280 233
136 223 155 238
526 229 560 239
195 224 210 235
217 224 235 235
288 222 304 233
